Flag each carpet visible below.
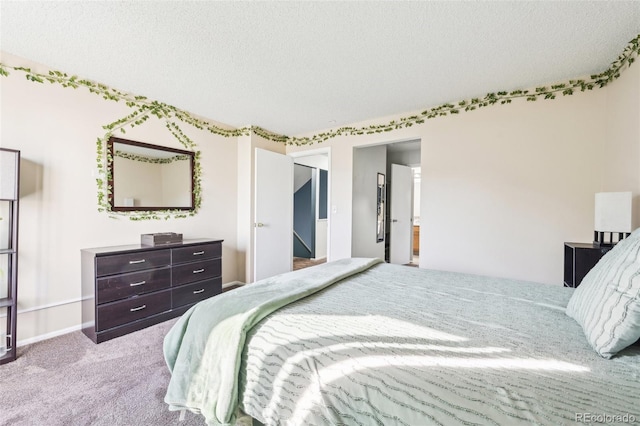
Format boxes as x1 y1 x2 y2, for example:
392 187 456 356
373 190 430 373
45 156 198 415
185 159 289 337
0 318 252 426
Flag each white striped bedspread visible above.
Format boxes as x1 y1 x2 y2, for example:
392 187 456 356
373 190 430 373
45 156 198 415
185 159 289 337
238 263 640 426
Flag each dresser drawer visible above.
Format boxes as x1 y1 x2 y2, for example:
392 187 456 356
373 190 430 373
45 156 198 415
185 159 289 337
96 290 171 331
172 243 221 265
96 249 170 277
97 267 171 304
172 277 222 308
173 258 222 287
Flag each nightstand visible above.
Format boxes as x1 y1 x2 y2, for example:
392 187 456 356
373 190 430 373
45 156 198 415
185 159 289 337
563 242 612 288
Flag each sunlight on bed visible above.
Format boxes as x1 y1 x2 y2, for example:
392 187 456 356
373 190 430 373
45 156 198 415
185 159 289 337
254 314 470 345
286 355 590 425
244 312 591 424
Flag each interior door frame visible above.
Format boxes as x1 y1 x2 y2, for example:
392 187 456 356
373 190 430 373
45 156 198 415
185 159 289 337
289 147 332 262
353 137 422 265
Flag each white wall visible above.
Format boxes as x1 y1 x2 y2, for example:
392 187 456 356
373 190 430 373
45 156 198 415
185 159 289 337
1 52 240 343
387 146 421 167
351 144 387 259
295 155 329 170
288 67 640 285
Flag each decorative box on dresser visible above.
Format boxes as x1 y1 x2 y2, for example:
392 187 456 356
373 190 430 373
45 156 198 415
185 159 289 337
81 238 223 343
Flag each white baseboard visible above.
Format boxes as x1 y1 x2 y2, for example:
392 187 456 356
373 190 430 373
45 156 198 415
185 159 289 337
15 281 246 347
17 324 82 347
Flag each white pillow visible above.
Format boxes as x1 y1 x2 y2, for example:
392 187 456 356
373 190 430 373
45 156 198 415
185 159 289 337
565 227 640 358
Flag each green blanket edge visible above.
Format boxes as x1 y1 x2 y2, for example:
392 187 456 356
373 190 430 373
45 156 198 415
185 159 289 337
163 257 383 425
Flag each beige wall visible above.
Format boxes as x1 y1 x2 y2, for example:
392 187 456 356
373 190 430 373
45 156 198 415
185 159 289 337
161 159 192 206
288 67 640 285
602 62 640 229
0 52 240 343
113 158 162 206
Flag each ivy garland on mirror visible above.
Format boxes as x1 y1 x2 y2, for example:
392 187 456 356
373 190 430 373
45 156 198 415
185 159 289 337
0 34 638 220
114 151 190 164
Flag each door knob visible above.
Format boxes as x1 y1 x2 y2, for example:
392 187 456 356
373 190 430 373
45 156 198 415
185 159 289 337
392 219 398 223
255 222 265 227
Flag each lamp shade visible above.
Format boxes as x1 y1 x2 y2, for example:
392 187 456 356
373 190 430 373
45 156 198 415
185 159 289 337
594 192 632 233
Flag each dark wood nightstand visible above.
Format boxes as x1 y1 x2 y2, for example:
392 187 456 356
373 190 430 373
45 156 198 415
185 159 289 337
564 242 612 288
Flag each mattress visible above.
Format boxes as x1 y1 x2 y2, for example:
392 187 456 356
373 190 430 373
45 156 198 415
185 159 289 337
238 263 640 425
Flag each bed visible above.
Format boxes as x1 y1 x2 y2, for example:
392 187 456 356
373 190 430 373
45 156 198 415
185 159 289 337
163 255 640 426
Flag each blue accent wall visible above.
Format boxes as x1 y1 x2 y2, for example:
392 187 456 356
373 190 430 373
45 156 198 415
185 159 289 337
293 172 316 258
319 169 328 219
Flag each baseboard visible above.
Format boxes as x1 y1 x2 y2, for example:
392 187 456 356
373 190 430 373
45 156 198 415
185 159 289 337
17 324 82 347
15 282 246 347
222 280 245 289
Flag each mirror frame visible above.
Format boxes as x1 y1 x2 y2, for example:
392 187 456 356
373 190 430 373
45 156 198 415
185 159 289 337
107 136 196 212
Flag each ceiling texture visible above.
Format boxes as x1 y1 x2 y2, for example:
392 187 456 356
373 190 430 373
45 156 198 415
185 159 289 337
1 1 639 137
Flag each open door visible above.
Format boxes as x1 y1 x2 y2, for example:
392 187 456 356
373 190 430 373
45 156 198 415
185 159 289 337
254 148 293 281
389 163 413 264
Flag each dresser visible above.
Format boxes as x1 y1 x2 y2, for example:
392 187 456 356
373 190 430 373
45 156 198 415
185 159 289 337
81 239 223 343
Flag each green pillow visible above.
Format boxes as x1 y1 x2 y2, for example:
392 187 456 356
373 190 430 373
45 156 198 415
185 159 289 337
566 228 640 358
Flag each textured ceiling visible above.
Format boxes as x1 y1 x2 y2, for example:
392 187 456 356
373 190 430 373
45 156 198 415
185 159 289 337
1 1 639 136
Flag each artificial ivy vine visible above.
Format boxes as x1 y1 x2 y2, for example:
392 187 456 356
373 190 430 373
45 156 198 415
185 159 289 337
114 150 190 164
0 34 638 219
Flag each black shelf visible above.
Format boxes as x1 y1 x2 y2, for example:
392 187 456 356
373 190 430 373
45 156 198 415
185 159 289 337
0 148 20 364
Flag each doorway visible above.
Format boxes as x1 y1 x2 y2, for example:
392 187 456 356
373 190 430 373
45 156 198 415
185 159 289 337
351 139 421 266
291 151 330 271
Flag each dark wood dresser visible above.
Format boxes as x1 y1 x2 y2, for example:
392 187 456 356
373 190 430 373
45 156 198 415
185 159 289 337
81 238 223 343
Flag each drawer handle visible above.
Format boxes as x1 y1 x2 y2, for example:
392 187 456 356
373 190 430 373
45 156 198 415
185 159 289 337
130 305 146 312
129 280 146 287
193 268 205 274
193 289 205 294
193 251 205 255
129 259 146 265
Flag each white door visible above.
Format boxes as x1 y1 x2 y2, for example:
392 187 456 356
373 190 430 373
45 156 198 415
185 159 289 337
390 164 413 264
254 148 293 281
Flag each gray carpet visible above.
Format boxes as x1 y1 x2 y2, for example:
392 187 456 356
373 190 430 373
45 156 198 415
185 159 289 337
0 318 247 426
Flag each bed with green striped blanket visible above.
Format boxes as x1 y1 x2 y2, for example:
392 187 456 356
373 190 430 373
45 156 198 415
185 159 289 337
165 259 640 425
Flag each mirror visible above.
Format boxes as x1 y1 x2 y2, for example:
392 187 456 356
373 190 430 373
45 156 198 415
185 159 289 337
107 137 195 211
376 173 385 242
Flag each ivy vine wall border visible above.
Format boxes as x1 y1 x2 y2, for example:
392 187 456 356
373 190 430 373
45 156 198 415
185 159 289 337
0 34 638 220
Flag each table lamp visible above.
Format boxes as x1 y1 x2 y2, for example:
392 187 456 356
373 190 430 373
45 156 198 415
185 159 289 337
594 191 632 247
